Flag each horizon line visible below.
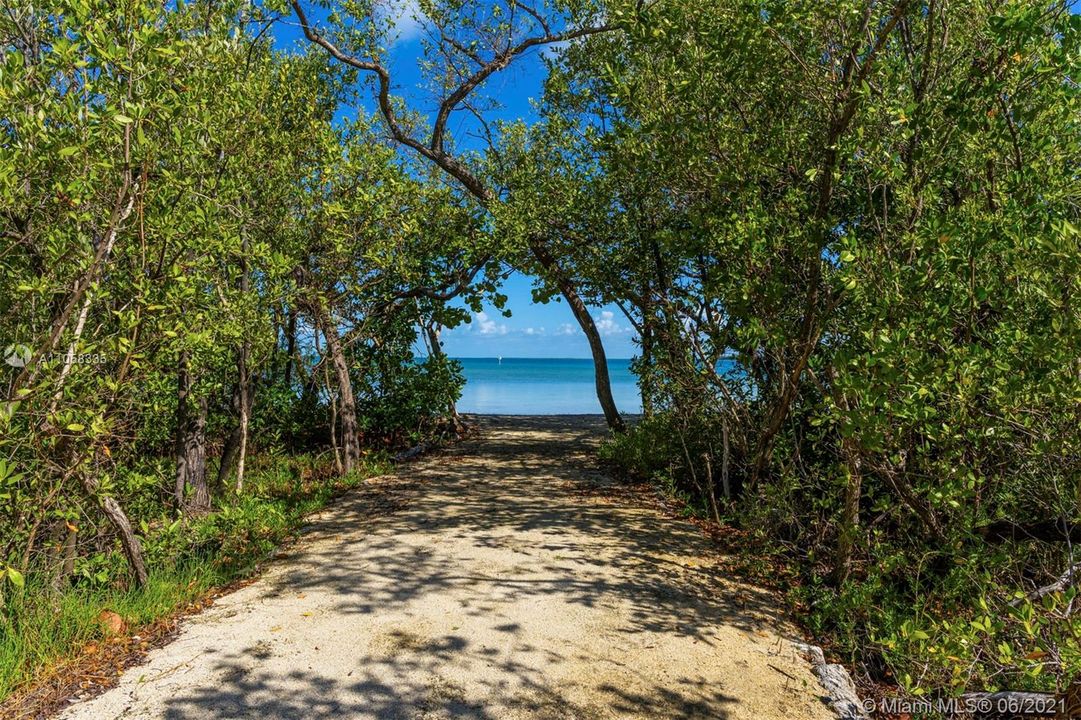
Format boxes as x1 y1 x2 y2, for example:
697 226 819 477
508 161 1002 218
416 355 636 362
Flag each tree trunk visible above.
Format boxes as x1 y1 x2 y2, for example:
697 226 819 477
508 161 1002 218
529 240 624 433
49 288 94 413
100 496 149 587
217 422 241 487
175 352 210 514
219 349 253 492
324 363 344 475
82 473 147 588
423 317 461 425
639 291 656 417
721 420 731 500
314 303 359 474
235 348 250 494
284 308 297 388
175 353 190 507
748 281 824 488
234 241 251 494
834 436 863 584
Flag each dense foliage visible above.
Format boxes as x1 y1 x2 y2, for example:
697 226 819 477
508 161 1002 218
2 0 1079 709
568 0 1081 698
0 0 475 693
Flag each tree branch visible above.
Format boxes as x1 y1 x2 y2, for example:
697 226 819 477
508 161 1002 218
1009 560 1081 608
291 1 615 206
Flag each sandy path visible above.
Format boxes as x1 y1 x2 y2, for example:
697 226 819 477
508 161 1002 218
59 416 834 720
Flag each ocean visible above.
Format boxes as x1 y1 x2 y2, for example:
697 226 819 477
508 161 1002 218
453 357 643 415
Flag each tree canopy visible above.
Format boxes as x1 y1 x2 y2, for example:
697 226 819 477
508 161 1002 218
2 0 1080 706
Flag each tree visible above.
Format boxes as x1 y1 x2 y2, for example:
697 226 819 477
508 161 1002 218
1 0 349 580
555 0 1081 693
287 0 627 431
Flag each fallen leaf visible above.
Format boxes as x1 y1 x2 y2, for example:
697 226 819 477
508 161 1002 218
97 610 126 636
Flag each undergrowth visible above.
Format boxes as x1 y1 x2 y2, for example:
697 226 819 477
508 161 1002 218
0 452 389 700
601 420 1078 707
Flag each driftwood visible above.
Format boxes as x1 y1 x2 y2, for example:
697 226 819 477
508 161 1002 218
394 442 431 462
392 418 475 463
795 642 870 719
1009 561 1081 608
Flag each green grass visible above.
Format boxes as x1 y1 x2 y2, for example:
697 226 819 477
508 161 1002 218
0 564 222 698
0 452 390 701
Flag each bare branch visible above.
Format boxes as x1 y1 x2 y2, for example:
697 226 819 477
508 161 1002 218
291 1 615 205
429 21 613 161
509 1 552 36
1010 561 1081 608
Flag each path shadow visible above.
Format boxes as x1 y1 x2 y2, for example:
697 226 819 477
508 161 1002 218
158 415 804 719
277 415 786 639
162 636 739 719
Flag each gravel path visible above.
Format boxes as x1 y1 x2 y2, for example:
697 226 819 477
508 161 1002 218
59 416 834 720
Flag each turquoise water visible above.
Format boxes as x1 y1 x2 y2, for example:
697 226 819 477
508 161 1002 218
454 357 643 415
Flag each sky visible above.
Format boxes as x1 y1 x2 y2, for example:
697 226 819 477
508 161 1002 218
437 273 638 359
273 3 638 359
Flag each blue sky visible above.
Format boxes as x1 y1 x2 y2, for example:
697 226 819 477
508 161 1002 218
438 274 638 359
274 4 639 359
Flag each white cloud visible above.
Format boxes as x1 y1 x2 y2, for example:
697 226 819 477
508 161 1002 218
375 0 425 44
593 310 630 337
555 323 579 336
474 311 508 336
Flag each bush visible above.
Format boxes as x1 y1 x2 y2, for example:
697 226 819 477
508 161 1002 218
0 451 389 700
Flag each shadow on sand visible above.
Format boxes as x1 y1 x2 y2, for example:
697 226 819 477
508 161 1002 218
157 416 812 719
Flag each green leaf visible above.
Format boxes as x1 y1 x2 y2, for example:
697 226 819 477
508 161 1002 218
6 567 24 588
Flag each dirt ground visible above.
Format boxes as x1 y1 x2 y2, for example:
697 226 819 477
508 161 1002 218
57 415 836 720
